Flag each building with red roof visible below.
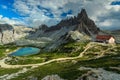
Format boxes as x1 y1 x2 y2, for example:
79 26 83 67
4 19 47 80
96 35 115 44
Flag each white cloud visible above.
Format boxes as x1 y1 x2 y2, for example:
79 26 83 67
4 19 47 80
13 0 84 27
98 19 120 30
12 0 120 30
80 0 120 30
0 15 25 25
99 20 112 27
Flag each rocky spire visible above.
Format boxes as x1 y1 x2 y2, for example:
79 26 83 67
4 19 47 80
77 8 88 22
45 8 100 35
74 8 100 35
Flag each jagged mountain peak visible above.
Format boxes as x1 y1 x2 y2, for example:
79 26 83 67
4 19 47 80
77 8 88 20
45 8 99 35
75 9 100 35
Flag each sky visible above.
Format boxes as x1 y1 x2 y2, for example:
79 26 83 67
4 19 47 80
0 0 120 30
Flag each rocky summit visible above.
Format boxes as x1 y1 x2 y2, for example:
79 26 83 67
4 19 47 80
45 9 100 36
76 9 100 35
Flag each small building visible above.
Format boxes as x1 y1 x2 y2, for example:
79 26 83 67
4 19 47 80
96 35 115 44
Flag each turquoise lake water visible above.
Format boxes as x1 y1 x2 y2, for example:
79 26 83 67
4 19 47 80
9 47 40 56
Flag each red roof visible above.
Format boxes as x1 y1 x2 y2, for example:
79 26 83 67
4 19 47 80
96 35 112 40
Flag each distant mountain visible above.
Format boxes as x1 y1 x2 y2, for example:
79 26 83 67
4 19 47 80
112 30 120 32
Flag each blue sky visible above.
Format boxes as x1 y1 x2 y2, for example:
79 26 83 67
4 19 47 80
0 0 19 18
0 0 120 30
111 1 120 5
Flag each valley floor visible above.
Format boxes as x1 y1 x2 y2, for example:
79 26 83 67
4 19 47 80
0 42 120 80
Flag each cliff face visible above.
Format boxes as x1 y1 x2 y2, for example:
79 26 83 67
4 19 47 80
0 24 33 44
0 24 14 44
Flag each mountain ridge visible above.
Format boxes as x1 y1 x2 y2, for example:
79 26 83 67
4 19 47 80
44 9 99 36
0 9 100 49
36 9 101 50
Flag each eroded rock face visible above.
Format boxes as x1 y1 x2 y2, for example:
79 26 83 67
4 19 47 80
77 67 120 80
2 30 14 44
0 24 33 44
13 25 33 40
0 24 14 44
66 30 91 42
41 75 64 80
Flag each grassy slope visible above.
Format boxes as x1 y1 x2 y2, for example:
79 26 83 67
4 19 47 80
0 45 18 58
0 68 21 76
11 61 88 80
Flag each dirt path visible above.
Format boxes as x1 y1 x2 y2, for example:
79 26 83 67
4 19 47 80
0 57 74 68
0 56 80 68
79 42 93 57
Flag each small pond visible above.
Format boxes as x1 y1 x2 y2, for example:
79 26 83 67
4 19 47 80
9 47 40 56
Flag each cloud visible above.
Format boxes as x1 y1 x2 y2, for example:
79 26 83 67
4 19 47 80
98 19 120 30
0 15 25 25
12 0 120 30
81 0 120 30
13 0 86 27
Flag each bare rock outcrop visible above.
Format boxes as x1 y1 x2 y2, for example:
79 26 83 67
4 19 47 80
42 75 64 80
0 24 33 44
